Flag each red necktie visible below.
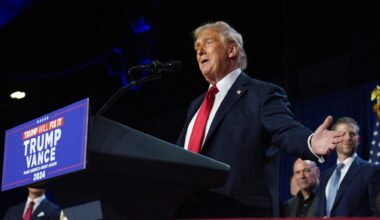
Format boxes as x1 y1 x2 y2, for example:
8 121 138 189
188 85 219 153
24 201 34 220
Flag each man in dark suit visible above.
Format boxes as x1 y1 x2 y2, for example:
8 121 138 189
284 159 319 217
3 187 63 220
316 117 380 217
175 21 344 218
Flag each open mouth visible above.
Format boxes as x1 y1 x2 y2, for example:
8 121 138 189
201 59 209 64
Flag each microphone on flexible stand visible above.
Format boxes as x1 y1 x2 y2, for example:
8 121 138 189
127 60 183 83
95 60 183 116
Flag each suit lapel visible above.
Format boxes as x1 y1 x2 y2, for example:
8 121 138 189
201 73 250 152
14 202 26 218
32 199 48 219
320 167 335 215
290 198 300 216
332 157 361 209
307 195 317 217
189 96 204 122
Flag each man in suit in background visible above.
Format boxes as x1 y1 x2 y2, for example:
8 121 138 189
176 21 344 218
3 187 63 220
316 117 380 217
284 159 319 217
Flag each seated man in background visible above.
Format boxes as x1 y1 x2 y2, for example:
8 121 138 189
284 158 320 217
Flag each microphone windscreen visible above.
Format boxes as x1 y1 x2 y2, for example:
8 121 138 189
166 60 183 73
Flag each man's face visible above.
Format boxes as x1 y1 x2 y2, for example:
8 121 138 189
294 160 319 192
334 123 359 158
194 29 232 84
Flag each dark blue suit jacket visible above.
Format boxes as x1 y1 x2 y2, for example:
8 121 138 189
177 72 315 216
316 156 380 217
3 199 61 220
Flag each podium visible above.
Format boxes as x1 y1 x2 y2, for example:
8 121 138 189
48 116 230 219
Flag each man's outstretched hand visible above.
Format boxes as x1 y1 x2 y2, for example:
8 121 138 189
311 116 344 156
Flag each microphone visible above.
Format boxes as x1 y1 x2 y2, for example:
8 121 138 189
128 60 183 76
95 60 183 116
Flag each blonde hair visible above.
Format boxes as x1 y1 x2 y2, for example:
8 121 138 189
193 21 247 70
331 117 360 134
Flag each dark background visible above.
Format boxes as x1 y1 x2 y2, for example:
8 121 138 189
1 0 379 216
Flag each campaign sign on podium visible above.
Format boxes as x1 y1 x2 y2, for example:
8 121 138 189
1 98 89 191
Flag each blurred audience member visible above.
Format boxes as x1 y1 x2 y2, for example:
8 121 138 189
284 158 319 217
3 187 64 220
316 117 380 217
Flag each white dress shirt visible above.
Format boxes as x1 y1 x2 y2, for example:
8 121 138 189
325 153 357 198
184 68 242 150
183 68 322 163
23 194 46 216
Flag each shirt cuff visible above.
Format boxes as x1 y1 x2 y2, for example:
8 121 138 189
308 134 325 163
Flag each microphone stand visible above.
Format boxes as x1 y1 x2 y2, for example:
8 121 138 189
95 72 162 116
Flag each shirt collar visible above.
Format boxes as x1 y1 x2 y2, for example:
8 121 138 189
296 190 315 202
27 193 46 209
337 153 357 167
210 68 241 96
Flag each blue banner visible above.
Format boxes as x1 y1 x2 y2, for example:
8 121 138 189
2 98 89 191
